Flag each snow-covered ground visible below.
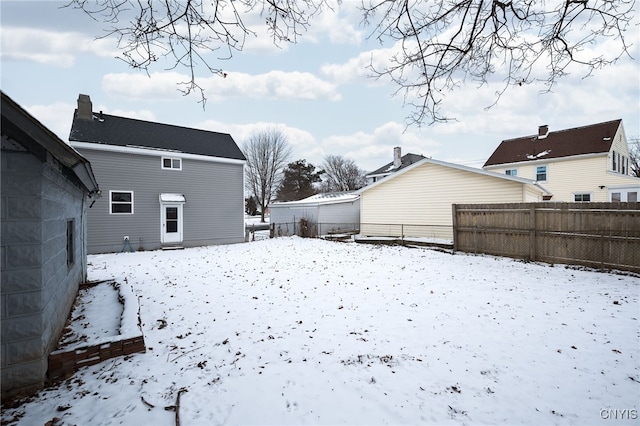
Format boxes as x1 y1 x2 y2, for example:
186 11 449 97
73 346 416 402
3 237 639 425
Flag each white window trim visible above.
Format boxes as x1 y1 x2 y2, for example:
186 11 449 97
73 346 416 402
535 165 547 182
161 156 182 170
109 190 134 215
573 192 592 202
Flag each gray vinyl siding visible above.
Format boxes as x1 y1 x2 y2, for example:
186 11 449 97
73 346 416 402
270 199 360 235
75 148 244 253
317 200 360 226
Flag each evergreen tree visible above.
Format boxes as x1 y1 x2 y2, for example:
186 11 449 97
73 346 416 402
245 196 258 216
276 160 323 201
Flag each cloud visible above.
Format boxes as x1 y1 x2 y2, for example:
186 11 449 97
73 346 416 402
318 121 440 171
22 101 157 144
196 119 442 172
102 70 341 102
0 27 118 67
24 102 76 142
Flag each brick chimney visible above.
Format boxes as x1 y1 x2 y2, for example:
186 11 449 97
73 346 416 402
393 146 401 168
538 124 549 139
77 94 93 121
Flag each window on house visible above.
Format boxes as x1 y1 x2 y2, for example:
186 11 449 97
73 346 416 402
536 165 547 181
622 157 627 175
110 191 134 214
628 192 638 202
612 150 617 171
67 220 74 268
611 192 621 202
162 157 182 170
574 193 591 202
505 169 517 176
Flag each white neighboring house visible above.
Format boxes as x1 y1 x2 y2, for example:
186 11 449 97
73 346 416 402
269 192 360 236
359 157 550 241
483 119 640 202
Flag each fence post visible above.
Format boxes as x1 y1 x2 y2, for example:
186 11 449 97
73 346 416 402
600 229 605 270
529 204 536 261
452 204 458 251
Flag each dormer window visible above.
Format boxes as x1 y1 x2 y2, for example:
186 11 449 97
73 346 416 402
162 157 182 170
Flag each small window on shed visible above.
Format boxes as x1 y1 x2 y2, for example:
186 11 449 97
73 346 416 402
67 220 74 268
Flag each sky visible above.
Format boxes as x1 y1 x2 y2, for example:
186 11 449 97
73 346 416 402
1 1 639 172
2 237 638 425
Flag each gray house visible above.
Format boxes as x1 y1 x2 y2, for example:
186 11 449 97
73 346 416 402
1 91 100 399
69 94 246 254
365 147 426 184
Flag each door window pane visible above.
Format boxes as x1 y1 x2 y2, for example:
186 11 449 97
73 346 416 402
166 207 178 233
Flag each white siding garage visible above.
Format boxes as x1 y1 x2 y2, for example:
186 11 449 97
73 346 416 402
270 192 360 236
359 158 549 240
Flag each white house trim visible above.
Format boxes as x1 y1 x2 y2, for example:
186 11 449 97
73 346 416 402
360 157 552 196
71 141 246 166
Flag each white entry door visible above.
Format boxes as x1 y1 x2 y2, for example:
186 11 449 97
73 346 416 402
161 203 183 244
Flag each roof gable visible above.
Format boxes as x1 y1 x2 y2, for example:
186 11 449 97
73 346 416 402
360 157 550 195
69 110 245 161
2 91 99 193
483 119 622 167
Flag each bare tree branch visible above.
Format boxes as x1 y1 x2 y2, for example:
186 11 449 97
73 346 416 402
628 136 640 178
321 154 367 191
64 0 330 106
361 0 635 125
243 127 292 222
65 0 635 125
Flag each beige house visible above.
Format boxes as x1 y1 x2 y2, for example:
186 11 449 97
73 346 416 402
359 158 550 240
483 119 640 202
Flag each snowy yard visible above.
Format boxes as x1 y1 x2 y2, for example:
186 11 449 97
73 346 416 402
3 237 639 425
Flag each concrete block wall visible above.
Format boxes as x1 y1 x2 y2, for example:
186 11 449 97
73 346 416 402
1 149 88 400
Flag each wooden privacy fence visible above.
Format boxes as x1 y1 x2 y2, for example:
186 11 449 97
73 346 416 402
452 203 640 273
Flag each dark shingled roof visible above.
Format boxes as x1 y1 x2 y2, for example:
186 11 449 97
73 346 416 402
367 153 426 176
69 110 246 161
483 119 622 167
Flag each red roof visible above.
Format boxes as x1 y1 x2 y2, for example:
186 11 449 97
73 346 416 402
483 119 622 167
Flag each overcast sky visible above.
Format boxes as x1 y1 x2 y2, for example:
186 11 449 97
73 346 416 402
2 1 639 172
